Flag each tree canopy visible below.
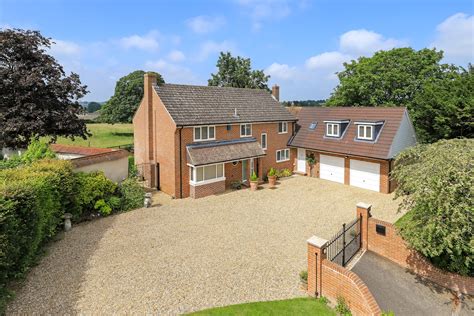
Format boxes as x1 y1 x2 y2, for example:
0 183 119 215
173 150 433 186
326 48 473 143
87 102 102 113
99 70 164 123
0 29 88 148
208 52 270 90
393 139 473 276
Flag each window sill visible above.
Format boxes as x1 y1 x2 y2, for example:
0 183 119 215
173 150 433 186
193 138 216 142
276 159 290 163
278 132 288 134
190 177 226 186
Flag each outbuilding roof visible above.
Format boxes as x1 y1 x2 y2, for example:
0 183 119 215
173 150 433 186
154 84 296 126
288 107 409 160
187 138 265 166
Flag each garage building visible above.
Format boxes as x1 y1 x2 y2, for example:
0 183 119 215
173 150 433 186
289 107 417 193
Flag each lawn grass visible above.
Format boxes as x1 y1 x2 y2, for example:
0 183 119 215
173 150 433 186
188 298 336 316
44 123 133 148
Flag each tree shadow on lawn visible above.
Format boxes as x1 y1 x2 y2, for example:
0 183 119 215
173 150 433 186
6 215 117 314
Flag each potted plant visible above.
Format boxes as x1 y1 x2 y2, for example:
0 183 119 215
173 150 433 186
306 154 317 177
250 171 259 191
267 167 277 187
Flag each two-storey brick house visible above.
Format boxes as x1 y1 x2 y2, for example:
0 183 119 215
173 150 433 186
133 73 297 198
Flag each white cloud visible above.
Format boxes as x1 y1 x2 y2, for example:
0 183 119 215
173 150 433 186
237 0 291 30
145 59 199 84
167 50 185 62
186 16 225 34
119 31 160 51
431 13 474 64
49 39 81 56
197 40 236 61
339 29 406 55
305 51 352 70
265 63 297 80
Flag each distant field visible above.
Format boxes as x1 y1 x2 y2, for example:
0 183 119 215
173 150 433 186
46 123 133 148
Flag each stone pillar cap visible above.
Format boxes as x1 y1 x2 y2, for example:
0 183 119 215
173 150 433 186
356 202 372 209
307 236 328 248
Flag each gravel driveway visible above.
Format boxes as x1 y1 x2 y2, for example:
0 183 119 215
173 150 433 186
7 176 402 315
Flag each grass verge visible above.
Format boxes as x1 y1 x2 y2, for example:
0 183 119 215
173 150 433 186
188 297 336 315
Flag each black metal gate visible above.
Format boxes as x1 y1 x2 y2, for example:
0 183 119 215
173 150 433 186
325 216 362 267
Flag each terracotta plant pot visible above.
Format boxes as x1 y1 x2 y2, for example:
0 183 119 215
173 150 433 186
250 180 258 191
268 175 277 187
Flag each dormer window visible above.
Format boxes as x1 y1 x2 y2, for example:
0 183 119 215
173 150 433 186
358 125 373 140
326 123 340 137
355 121 384 141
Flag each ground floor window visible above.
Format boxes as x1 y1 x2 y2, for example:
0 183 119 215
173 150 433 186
190 163 225 185
276 149 290 162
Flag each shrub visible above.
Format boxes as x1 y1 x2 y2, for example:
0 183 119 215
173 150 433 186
275 168 293 178
20 139 56 164
128 156 138 178
0 157 22 170
318 296 329 305
268 167 276 177
299 270 308 282
107 196 122 211
250 171 258 181
74 171 117 219
94 199 112 216
335 296 351 315
393 139 473 276
118 178 144 211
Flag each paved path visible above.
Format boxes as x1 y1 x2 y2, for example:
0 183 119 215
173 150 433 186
352 251 474 316
7 177 402 315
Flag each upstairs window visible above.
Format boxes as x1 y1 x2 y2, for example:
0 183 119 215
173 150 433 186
309 122 317 130
358 125 373 140
261 133 267 150
278 122 288 134
240 123 252 137
194 126 215 141
326 123 340 137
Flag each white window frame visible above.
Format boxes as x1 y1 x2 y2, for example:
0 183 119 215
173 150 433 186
276 148 290 163
240 123 252 137
278 122 288 134
357 125 374 140
189 162 225 186
193 125 216 142
261 133 267 150
326 123 340 137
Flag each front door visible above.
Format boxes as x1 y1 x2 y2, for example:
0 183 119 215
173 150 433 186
297 148 306 172
242 159 248 182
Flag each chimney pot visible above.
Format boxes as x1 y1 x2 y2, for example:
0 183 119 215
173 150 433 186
272 84 280 101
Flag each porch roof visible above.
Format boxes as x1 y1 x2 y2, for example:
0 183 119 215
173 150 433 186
186 138 266 166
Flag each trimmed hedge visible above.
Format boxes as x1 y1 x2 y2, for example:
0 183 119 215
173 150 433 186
0 159 144 310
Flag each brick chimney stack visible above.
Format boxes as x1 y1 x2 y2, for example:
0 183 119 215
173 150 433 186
272 84 280 101
144 72 157 163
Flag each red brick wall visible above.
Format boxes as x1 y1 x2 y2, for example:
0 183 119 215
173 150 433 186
367 218 474 295
296 149 392 193
321 260 381 316
190 180 226 199
178 122 294 198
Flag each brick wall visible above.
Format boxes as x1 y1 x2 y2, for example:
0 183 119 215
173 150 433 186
367 217 474 295
321 260 381 316
190 180 226 199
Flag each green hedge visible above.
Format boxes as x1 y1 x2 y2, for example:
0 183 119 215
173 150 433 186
0 159 144 310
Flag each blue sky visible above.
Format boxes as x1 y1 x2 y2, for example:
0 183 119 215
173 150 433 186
2 0 473 101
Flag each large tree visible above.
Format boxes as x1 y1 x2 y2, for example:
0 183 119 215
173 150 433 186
326 48 473 143
87 101 102 113
99 70 164 123
208 52 270 90
0 29 88 148
393 139 473 276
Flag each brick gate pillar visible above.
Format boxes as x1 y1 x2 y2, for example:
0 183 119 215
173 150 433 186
307 236 328 297
356 202 372 251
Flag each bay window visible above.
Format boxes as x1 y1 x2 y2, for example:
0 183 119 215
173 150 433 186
190 163 225 185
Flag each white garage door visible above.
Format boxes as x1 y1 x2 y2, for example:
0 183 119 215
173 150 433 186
350 159 380 192
320 155 345 184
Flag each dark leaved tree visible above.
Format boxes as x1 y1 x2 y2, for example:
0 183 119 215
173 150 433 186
0 29 89 148
99 70 164 123
87 101 102 113
208 52 270 90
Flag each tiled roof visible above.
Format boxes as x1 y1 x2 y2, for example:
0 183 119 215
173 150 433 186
187 138 265 166
288 107 407 160
50 144 116 156
154 84 297 126
71 150 130 168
